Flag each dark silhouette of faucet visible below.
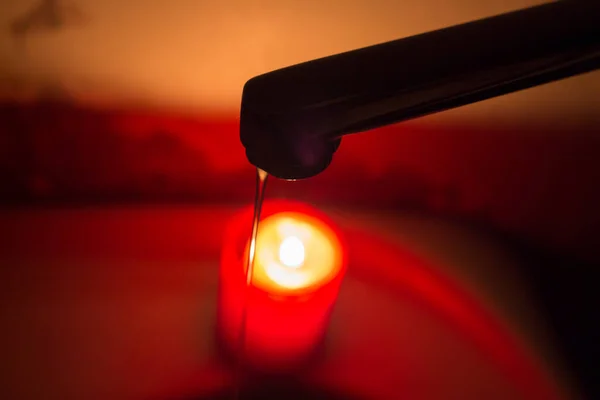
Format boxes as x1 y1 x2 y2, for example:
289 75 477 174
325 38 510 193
239 1 600 180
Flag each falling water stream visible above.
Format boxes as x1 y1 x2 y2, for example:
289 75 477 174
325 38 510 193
232 168 268 400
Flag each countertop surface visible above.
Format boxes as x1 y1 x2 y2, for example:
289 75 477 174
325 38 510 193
0 205 577 399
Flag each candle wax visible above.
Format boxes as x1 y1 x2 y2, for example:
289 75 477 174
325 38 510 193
218 201 346 372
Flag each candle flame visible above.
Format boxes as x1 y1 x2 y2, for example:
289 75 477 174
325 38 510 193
279 236 305 268
250 212 343 292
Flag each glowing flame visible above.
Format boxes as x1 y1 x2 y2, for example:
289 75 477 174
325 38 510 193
278 236 305 268
250 212 343 292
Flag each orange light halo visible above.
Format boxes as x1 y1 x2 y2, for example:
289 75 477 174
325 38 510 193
245 211 343 295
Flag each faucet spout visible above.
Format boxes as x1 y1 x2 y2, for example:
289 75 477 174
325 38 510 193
240 0 600 180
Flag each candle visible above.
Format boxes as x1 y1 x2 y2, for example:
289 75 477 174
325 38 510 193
217 200 347 373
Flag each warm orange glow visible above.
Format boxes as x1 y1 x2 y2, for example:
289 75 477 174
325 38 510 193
247 212 343 294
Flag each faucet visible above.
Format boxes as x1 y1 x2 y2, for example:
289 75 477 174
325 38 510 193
240 0 600 180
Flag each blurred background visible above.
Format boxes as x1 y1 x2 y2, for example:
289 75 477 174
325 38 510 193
1 0 599 261
1 1 599 399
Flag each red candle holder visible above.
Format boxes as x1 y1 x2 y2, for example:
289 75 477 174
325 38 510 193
217 200 347 373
